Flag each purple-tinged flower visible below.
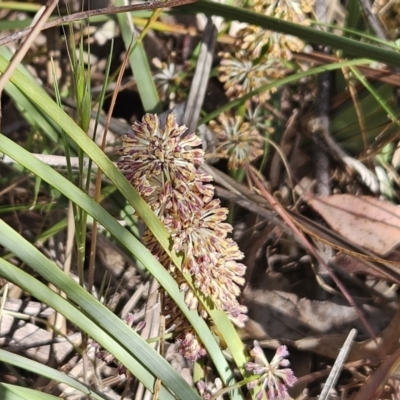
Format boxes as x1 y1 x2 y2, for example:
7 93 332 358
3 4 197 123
153 57 181 101
236 0 314 60
197 378 223 400
118 113 248 360
175 330 207 361
218 50 286 104
209 112 265 169
245 342 297 399
118 113 203 185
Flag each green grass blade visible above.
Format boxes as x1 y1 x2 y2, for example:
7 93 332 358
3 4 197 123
0 349 110 400
114 0 161 113
0 384 61 400
0 226 194 400
185 0 400 68
0 2 41 11
350 66 399 124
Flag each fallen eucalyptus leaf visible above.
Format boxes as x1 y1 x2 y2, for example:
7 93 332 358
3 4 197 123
308 194 400 256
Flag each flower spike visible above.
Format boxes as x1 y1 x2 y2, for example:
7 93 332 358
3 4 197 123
118 113 247 360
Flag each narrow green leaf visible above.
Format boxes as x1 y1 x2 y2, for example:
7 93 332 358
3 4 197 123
0 229 191 400
114 0 161 113
0 384 60 400
0 350 110 400
185 0 400 68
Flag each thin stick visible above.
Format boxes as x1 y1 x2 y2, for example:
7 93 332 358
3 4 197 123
319 329 357 400
0 0 198 47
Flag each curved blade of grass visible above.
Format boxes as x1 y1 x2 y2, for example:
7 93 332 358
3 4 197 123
0 349 110 400
0 224 194 400
186 0 400 68
0 53 248 390
0 384 61 400
114 0 161 113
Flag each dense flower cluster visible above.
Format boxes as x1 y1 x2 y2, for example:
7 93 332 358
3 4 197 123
153 56 189 104
239 0 314 60
118 113 247 360
209 112 265 169
246 342 297 400
218 0 313 104
218 50 287 103
197 378 223 400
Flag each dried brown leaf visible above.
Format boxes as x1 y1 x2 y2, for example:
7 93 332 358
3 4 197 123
308 194 400 256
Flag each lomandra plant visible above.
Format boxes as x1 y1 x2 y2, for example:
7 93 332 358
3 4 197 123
2 0 400 396
118 113 248 359
117 112 298 398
